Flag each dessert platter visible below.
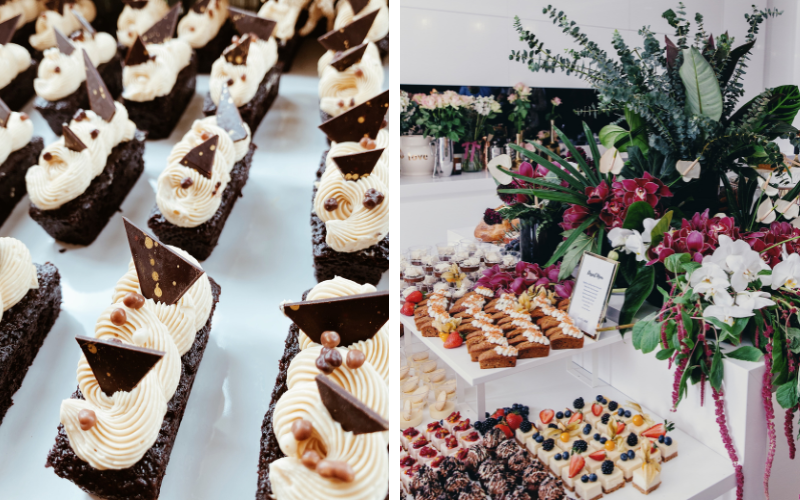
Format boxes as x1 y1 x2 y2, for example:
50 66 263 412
0 0 389 499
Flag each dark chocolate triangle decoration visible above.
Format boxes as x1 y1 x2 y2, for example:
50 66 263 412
122 0 149 9
54 27 75 55
223 34 251 65
123 217 205 305
180 135 218 178
216 84 247 142
318 90 389 143
0 15 20 46
125 35 152 66
76 335 164 397
191 0 211 13
332 149 384 180
330 42 368 71
0 98 11 128
71 8 96 36
63 125 86 152
83 49 115 122
316 375 388 434
229 6 276 40
281 290 389 346
141 4 180 44
318 9 377 51
348 0 370 15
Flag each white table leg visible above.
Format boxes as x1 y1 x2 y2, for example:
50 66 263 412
476 383 486 420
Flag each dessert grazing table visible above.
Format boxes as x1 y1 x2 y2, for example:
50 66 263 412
0 40 388 499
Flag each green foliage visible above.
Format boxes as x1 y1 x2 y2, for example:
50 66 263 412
620 265 655 333
679 47 723 120
622 202 656 230
725 346 763 362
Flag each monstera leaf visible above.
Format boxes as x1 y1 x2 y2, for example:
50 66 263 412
599 108 649 153
679 47 723 121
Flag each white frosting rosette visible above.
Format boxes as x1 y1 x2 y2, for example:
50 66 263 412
208 35 278 107
318 42 384 118
34 31 117 101
117 0 170 47
258 0 334 43
0 111 33 165
0 0 43 29
176 0 228 49
0 237 39 322
122 38 192 102
0 41 31 90
333 0 387 45
29 0 96 52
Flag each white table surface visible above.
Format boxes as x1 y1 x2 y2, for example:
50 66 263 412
0 39 388 499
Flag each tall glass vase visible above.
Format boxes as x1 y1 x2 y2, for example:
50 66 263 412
519 217 559 265
433 137 454 177
461 141 484 172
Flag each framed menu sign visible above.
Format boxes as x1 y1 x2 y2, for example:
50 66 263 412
568 252 620 339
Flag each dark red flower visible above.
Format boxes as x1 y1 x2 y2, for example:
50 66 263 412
612 172 672 208
483 208 503 225
561 204 592 231
585 181 611 205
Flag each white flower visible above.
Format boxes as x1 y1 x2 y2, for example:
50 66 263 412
599 147 624 174
608 227 634 248
689 262 730 300
641 217 660 244
734 290 775 310
757 170 780 197
757 199 776 224
776 199 800 220
703 304 755 326
676 159 701 182
711 291 735 307
772 252 800 290
623 231 648 262
704 235 771 291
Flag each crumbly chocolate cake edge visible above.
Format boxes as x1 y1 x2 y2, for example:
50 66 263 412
0 61 37 111
0 136 43 228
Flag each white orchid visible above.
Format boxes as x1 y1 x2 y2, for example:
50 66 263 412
734 290 775 310
703 304 755 327
607 217 661 263
703 235 771 291
772 252 800 290
641 218 659 244
624 232 648 262
608 227 634 248
689 262 731 301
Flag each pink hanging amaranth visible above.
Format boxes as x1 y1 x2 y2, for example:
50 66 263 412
700 373 705 407
712 386 744 500
786 407 796 460
763 345 776 500
671 306 690 409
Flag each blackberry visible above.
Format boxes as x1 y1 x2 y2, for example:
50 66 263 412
608 401 619 411
601 413 610 425
627 433 639 447
548 423 558 429
485 417 498 428
572 440 588 453
542 439 555 452
601 460 614 475
573 397 585 410
520 421 533 433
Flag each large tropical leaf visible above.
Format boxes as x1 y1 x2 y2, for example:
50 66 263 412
555 127 599 184
558 231 594 280
546 215 598 267
619 264 655 334
729 85 800 136
599 108 649 154
679 47 723 121
718 40 755 88
511 145 588 191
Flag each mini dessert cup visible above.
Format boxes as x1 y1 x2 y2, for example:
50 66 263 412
421 274 439 293
436 241 455 261
407 245 433 266
400 284 419 305
484 249 503 268
456 240 479 257
405 343 430 369
433 261 451 278
500 249 519 272
403 265 425 286
421 253 438 275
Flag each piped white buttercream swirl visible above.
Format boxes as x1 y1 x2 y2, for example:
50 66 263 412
29 0 97 52
326 128 388 186
257 0 306 42
34 31 117 101
117 0 170 47
25 102 136 210
122 38 192 102
208 36 278 107
0 0 43 28
318 42 383 118
333 0 387 44
0 111 33 165
0 237 39 322
0 42 31 91
155 115 252 228
177 0 228 49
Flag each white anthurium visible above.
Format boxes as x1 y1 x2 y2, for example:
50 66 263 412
756 198 776 224
771 252 800 290
608 227 634 248
704 235 771 291
756 170 779 196
599 147 624 174
703 304 755 327
776 198 800 220
677 159 701 182
734 291 775 310
488 154 513 185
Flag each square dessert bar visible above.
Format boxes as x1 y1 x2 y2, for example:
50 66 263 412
29 130 146 245
0 136 43 228
0 263 61 424
202 63 283 133
193 19 236 74
46 278 221 500
147 143 256 261
0 60 37 111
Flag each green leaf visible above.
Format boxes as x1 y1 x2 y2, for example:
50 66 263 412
719 40 755 88
709 345 723 389
619 265 655 334
772 326 789 386
513 146 588 191
725 346 763 362
639 320 663 354
582 121 602 170
555 127 599 184
679 47 723 121
632 313 657 350
599 124 628 149
656 348 675 360
497 167 586 196
665 253 691 274
622 201 656 230
776 380 799 410
682 262 702 275
546 215 599 268
498 188 588 207
649 211 673 248
559 231 594 281
786 328 800 354
527 141 591 188
676 361 693 407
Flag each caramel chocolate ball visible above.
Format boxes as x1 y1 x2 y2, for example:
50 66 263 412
181 176 194 189
324 348 342 368
302 450 321 468
122 292 146 309
324 197 339 212
363 188 384 209
320 331 341 348
315 354 334 374
346 349 366 369
292 419 313 441
78 409 97 431
317 460 355 482
359 137 377 150
110 308 127 326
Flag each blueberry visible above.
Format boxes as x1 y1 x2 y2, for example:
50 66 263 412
593 433 601 440
548 423 558 429
590 474 598 482
625 410 632 418
533 432 540 438
620 453 628 461
583 424 592 435
556 411 564 419
565 410 572 417
581 475 589 483
600 437 607 444
601 398 608 405
658 435 665 443
536 435 544 443
627 450 635 459
665 437 673 446
554 453 561 460
617 408 625 416
596 395 603 402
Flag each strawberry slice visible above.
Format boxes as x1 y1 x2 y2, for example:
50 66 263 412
568 412 583 424
616 421 626 434
539 409 554 425
568 454 585 478
591 403 603 417
641 423 666 439
406 290 423 303
506 413 523 430
492 408 506 419
495 423 513 438
443 331 463 349
588 450 606 462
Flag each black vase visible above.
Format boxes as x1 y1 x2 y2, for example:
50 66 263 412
519 218 560 266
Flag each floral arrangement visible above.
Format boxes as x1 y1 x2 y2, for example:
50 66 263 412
400 90 419 135
544 96 562 125
463 96 502 170
412 90 475 141
507 83 532 135
476 261 575 299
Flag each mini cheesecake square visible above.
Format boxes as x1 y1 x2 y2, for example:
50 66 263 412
562 466 587 492
585 411 604 427
538 446 559 469
657 439 678 462
458 431 483 449
401 429 422 450
549 453 571 478
575 477 604 500
424 422 445 440
430 429 451 451
632 468 661 494
599 467 625 493
516 426 536 444
408 436 431 459
556 436 577 452
441 439 462 457
585 453 608 474
417 446 440 466
526 435 543 456
617 456 643 481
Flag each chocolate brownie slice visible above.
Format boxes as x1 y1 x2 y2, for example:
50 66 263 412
202 63 282 134
312 212 389 285
147 142 255 261
124 52 198 140
46 278 221 500
34 45 124 135
0 263 61 425
0 137 43 228
0 61 37 111
29 130 146 245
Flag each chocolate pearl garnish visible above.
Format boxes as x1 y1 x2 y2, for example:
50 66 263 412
78 409 97 431
291 419 313 441
349 98 355 107
241 74 246 81
122 292 145 309
54 66 60 73
359 137 377 150
363 188 384 209
43 152 52 161
324 348 342 368
324 197 339 212
317 460 355 482
90 129 99 139
302 450 321 468
227 78 234 86
73 109 86 121
181 177 194 189
337 100 345 108
346 349 365 369
110 308 127 326
354 68 364 77
20 113 28 121
315 354 334 374
201 131 212 140
320 331 340 348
